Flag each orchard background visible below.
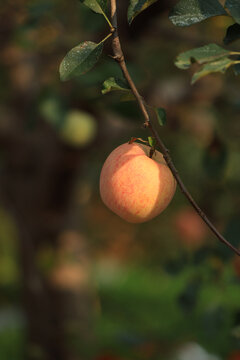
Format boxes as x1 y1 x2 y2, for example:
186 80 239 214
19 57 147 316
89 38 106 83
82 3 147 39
0 0 240 359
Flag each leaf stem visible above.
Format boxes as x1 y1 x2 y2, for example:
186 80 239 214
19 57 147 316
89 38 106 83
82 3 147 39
98 32 113 45
110 0 240 257
102 11 113 29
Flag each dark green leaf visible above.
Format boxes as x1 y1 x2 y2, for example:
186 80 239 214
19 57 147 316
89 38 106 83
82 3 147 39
79 0 108 14
223 23 240 44
175 44 230 69
59 41 103 81
155 107 166 126
148 136 156 147
128 0 158 24
192 56 235 83
102 77 130 94
169 0 227 27
225 0 240 24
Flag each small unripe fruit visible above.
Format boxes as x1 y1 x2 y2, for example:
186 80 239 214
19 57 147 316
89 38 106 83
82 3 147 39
100 142 176 223
60 110 97 147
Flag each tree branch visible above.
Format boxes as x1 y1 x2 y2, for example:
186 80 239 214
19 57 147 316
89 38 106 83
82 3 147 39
110 0 240 257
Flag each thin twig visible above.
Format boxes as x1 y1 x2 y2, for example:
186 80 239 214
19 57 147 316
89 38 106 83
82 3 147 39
110 0 240 257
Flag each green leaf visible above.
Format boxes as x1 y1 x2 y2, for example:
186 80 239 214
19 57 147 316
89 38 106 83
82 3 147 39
59 41 103 81
148 136 156 147
169 0 227 27
223 23 240 44
128 0 158 24
79 0 108 14
102 77 130 94
225 0 240 24
175 44 230 69
192 56 235 83
155 107 166 126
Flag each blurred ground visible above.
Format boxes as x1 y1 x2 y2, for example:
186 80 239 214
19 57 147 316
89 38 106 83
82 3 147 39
0 0 240 359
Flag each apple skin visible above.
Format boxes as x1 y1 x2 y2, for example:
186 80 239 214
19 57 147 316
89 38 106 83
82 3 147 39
100 142 176 223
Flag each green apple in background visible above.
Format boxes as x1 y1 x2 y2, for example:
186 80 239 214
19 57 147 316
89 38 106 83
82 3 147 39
60 110 97 147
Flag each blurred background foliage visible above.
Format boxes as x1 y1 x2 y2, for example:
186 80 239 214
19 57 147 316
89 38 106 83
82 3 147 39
0 0 240 359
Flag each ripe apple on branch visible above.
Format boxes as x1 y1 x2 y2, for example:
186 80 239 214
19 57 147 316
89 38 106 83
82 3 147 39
100 142 176 223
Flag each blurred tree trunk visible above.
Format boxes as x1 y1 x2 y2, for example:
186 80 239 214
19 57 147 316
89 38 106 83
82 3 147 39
0 126 94 360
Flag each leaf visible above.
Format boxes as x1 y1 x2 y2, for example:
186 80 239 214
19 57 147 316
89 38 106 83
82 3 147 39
155 107 166 126
128 0 158 24
223 23 240 44
169 0 227 27
191 56 235 83
225 0 240 24
59 41 103 81
102 77 130 94
79 0 108 14
148 136 156 147
175 44 230 69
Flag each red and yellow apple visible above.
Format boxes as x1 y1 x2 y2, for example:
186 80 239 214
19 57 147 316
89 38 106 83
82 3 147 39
99 142 176 223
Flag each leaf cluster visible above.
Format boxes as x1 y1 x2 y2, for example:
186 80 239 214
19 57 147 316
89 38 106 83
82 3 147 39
59 0 168 127
170 0 240 82
59 0 157 82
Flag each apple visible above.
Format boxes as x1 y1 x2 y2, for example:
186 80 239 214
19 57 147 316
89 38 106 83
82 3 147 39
174 208 207 249
59 110 97 147
99 142 176 223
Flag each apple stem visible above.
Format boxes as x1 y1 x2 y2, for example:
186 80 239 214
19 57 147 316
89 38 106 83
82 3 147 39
110 0 240 257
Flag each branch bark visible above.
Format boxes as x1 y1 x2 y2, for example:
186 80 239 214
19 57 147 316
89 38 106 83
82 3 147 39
110 0 240 257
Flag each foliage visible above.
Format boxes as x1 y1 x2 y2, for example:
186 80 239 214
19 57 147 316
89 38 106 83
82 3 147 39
59 41 104 81
102 77 131 95
60 0 240 86
128 0 159 24
79 0 108 15
169 0 227 27
170 0 240 82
